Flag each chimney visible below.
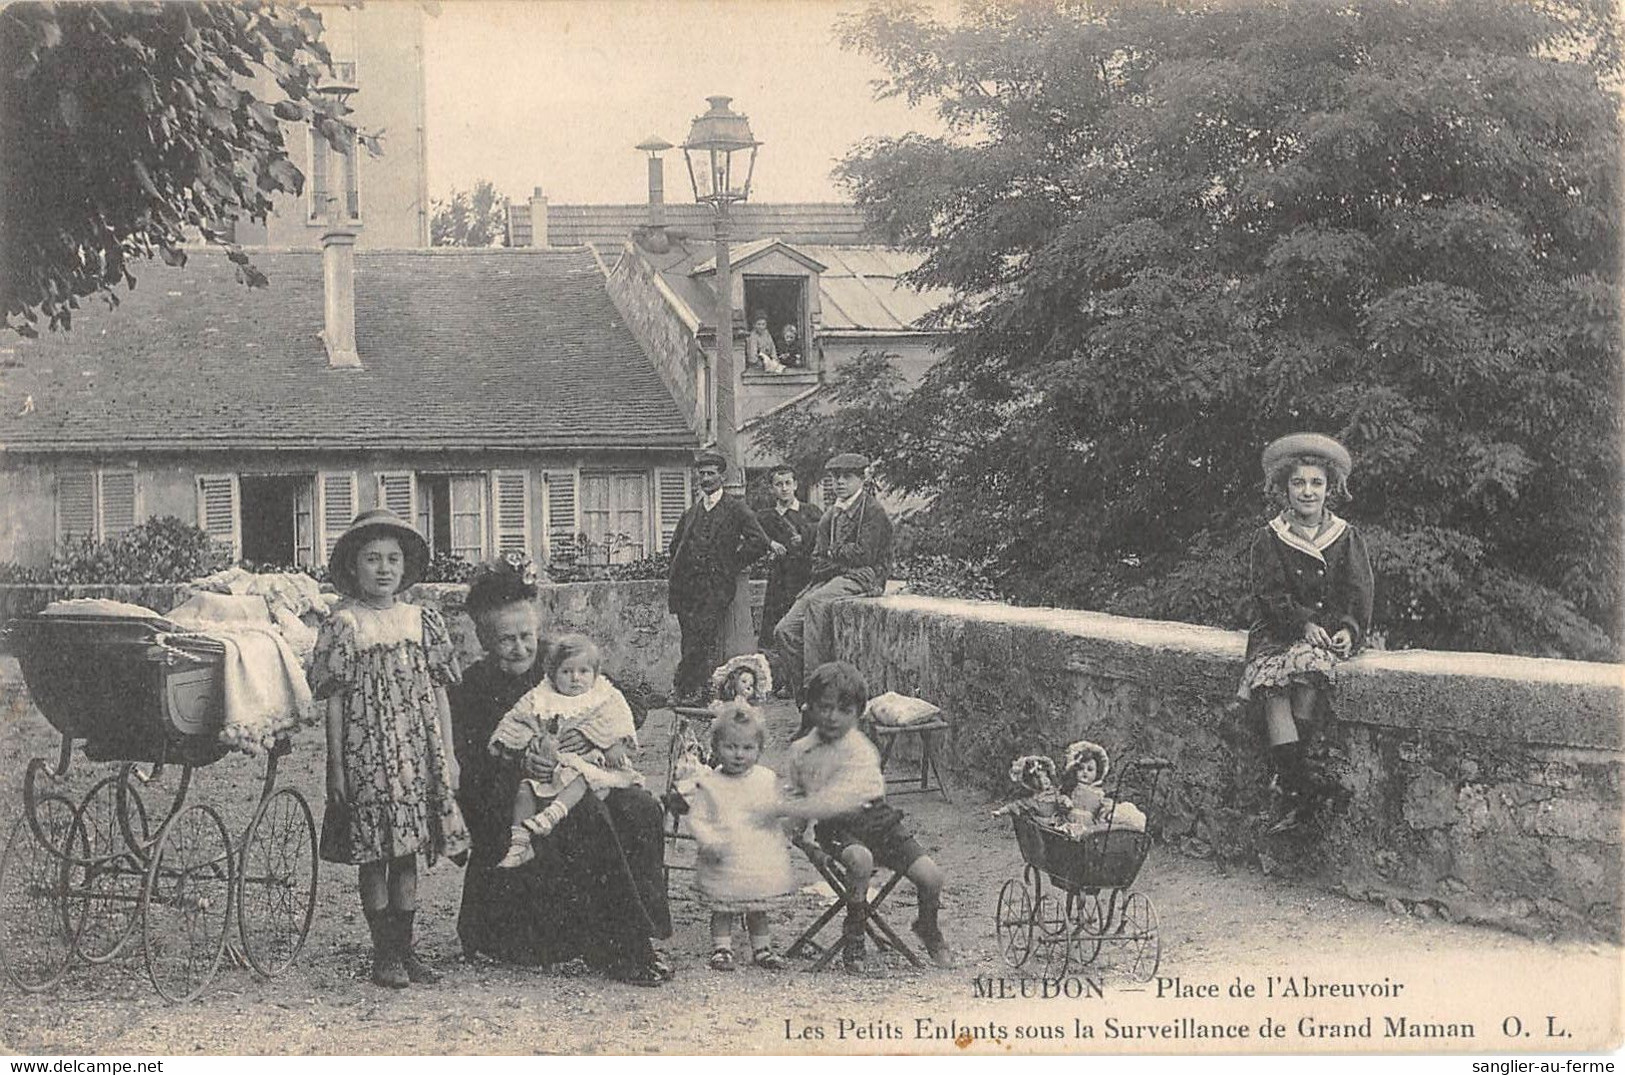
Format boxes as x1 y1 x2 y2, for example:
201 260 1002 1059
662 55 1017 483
635 136 674 252
321 227 361 369
529 187 549 249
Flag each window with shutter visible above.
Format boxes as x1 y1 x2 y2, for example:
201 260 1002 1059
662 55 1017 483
490 471 530 558
819 473 837 509
544 470 579 565
376 472 415 523
308 128 361 223
195 474 241 560
98 470 138 538
317 471 357 561
654 468 692 554
293 479 316 567
56 473 96 543
449 475 485 562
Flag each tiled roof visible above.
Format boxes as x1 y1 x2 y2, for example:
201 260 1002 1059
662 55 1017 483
0 248 696 453
616 236 951 335
517 202 877 248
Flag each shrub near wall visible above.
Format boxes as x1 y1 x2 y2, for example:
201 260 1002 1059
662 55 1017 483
830 595 1623 940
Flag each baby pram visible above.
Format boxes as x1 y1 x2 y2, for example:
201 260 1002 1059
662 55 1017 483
0 608 318 1001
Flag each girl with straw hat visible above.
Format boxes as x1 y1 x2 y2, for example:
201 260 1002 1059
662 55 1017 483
1236 434 1374 833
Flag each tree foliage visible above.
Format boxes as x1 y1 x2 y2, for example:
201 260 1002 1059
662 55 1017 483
1 1 367 335
430 179 508 247
819 0 1621 659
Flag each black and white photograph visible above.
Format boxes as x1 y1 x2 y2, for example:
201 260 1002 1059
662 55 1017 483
0 0 1618 1059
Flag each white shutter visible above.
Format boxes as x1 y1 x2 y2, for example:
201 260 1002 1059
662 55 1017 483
490 470 531 558
56 472 96 543
98 470 138 538
317 470 358 561
653 468 691 554
376 471 416 523
449 475 485 562
195 473 241 560
543 469 579 564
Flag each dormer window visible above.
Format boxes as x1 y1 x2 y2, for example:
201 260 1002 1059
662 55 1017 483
742 276 809 371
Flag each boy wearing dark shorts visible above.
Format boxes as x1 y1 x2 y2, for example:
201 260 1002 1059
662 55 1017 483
775 662 955 972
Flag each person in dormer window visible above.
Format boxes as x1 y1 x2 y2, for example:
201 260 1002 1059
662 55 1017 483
746 312 784 373
778 322 804 368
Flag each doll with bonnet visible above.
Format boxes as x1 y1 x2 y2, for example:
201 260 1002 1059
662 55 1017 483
992 755 1073 822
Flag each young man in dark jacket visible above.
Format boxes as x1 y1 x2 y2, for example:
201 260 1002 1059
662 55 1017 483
774 452 891 706
667 451 770 704
758 463 822 659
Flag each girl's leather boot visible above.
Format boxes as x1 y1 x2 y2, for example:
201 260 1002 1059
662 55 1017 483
363 906 409 988
395 909 442 984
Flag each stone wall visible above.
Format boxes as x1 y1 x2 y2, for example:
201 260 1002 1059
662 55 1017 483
828 596 1622 939
0 580 766 700
603 242 704 436
4 581 1617 938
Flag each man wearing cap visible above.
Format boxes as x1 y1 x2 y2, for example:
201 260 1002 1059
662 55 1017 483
667 451 771 704
775 452 892 705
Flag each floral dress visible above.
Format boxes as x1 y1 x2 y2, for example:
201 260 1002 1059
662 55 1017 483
309 601 470 865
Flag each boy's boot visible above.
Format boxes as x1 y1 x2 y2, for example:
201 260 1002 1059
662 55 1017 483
841 905 883 976
911 895 956 969
395 909 442 985
363 906 408 988
1266 742 1312 833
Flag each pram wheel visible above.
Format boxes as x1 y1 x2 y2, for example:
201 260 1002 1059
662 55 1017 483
1033 892 1071 977
0 796 79 991
64 774 149 963
994 878 1034 968
1120 890 1160 981
142 803 234 1002
1069 891 1104 966
237 787 317 978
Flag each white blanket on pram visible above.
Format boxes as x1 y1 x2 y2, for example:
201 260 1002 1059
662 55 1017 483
165 593 314 756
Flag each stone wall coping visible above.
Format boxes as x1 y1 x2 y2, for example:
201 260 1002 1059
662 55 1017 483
859 595 1624 750
869 594 1623 689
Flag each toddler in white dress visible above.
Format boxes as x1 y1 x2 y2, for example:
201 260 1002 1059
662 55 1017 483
687 702 794 970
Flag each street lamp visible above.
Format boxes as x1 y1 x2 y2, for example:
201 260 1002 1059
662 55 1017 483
681 95 759 495
681 95 760 659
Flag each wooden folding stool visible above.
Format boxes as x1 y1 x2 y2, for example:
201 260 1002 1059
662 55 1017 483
785 840 925 971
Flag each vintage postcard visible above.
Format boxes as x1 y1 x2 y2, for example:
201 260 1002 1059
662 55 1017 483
0 0 1617 1059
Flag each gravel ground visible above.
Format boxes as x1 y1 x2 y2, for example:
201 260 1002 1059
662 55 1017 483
0 663 1617 1056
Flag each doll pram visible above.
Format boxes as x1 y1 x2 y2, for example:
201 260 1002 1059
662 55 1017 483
0 610 318 1001
994 757 1173 981
659 705 717 884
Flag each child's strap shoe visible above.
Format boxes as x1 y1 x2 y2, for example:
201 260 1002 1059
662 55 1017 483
498 826 534 869
752 947 788 970
709 947 737 972
523 801 570 839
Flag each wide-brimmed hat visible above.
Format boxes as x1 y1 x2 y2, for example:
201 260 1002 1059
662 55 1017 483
824 452 871 474
1260 433 1352 479
329 508 430 597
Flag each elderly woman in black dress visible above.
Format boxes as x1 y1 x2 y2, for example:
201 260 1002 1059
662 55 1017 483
449 563 673 985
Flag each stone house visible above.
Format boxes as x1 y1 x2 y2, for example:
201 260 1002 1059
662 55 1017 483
0 245 698 572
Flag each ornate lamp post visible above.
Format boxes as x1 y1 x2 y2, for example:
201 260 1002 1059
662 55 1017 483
681 95 760 658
